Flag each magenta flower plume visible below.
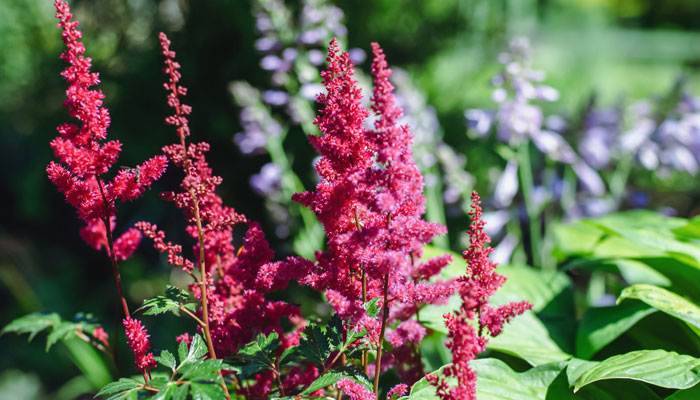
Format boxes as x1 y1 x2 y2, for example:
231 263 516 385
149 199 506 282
293 39 453 385
123 317 157 377
137 33 309 398
427 191 532 400
48 0 167 256
336 378 376 400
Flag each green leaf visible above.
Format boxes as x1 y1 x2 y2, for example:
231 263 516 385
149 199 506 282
233 332 279 377
180 359 236 381
573 349 700 392
96 378 143 400
152 382 177 400
190 382 225 400
1 312 61 342
45 322 78 352
619 284 700 332
613 259 672 287
136 285 195 317
300 371 344 395
665 383 700 399
179 334 209 367
672 216 700 240
156 350 177 372
552 221 604 257
299 323 333 365
403 359 565 400
576 302 657 359
279 345 299 365
173 383 189 400
364 297 381 319
488 311 572 366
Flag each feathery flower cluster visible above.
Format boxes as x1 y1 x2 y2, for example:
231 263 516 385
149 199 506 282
137 33 314 398
47 0 167 256
123 317 157 376
427 191 532 400
336 378 376 400
293 39 454 384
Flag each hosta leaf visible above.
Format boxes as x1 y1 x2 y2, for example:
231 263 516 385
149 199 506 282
665 383 700 399
401 359 565 400
488 311 571 366
573 349 700 392
672 216 700 240
576 302 657 359
618 284 700 332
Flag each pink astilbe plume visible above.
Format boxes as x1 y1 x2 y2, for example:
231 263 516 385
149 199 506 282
48 0 167 255
136 33 312 398
293 39 454 385
123 317 157 379
427 191 532 400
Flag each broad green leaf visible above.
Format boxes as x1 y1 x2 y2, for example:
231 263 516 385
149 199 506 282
619 284 700 332
179 334 209 367
403 359 565 400
552 221 604 257
488 311 571 366
96 378 143 400
156 350 177 372
583 211 686 234
152 382 177 400
573 349 700 392
576 302 657 359
2 312 61 342
672 216 700 240
547 367 662 399
665 383 700 399
63 337 113 388
613 259 671 287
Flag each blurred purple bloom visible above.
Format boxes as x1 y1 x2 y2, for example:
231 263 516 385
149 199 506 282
250 162 282 196
572 160 605 196
263 90 290 106
494 160 519 207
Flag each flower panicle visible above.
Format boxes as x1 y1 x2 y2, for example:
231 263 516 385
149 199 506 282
429 191 532 400
49 0 167 257
123 317 157 377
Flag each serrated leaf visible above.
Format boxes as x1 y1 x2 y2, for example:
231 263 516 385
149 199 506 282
152 382 177 400
96 378 143 400
179 334 209 368
190 382 225 400
299 324 332 365
328 315 343 348
46 322 78 351
180 359 236 381
279 345 299 365
573 350 700 392
300 371 344 395
233 332 279 377
178 339 189 365
364 297 381 319
576 302 657 359
137 286 193 317
618 284 700 332
156 350 177 372
173 383 189 400
2 312 61 342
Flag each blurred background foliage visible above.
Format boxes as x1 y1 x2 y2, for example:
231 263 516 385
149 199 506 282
2 0 700 397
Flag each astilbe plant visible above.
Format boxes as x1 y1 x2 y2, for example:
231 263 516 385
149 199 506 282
427 191 532 400
4 2 533 398
292 39 455 394
47 0 166 374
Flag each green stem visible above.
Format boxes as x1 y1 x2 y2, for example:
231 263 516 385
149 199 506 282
609 155 633 208
517 141 543 269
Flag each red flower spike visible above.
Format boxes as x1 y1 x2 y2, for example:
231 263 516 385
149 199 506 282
429 191 532 400
123 317 157 375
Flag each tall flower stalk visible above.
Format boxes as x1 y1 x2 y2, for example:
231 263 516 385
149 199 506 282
428 191 532 400
47 0 167 370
